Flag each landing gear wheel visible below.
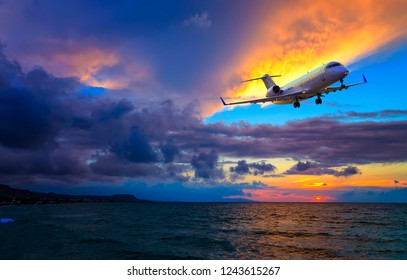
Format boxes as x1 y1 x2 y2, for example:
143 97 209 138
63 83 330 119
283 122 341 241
293 101 300 108
340 78 345 88
315 98 322 105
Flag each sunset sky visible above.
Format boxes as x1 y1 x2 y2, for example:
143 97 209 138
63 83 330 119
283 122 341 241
0 0 406 202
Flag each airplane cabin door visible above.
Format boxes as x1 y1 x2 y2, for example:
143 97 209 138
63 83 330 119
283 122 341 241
320 73 326 81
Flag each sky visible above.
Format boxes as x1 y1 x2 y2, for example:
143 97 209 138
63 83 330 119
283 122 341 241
0 0 406 202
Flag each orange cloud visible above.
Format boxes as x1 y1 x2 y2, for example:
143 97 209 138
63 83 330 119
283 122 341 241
51 47 119 86
18 39 151 90
207 0 407 116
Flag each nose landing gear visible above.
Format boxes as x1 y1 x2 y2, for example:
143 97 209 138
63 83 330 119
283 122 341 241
340 79 348 89
315 95 322 105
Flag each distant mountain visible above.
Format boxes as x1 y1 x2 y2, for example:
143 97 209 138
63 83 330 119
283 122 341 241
0 184 147 205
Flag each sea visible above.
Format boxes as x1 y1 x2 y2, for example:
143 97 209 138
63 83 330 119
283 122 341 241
1 202 406 260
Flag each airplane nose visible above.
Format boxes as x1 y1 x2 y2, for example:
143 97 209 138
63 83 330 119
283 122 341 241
344 66 349 76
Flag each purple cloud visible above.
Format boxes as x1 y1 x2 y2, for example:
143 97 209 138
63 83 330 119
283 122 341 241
179 119 407 165
230 160 276 176
333 166 361 177
229 160 250 174
346 110 407 118
110 127 158 163
160 141 180 163
191 150 224 180
0 50 79 149
284 161 361 177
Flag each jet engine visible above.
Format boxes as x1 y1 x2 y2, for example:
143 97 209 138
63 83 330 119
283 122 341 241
272 85 281 94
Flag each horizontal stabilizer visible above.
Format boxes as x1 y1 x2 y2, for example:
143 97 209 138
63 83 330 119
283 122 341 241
241 74 281 89
241 75 281 83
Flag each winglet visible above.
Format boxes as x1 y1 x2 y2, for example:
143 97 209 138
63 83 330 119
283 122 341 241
363 74 367 83
220 97 228 106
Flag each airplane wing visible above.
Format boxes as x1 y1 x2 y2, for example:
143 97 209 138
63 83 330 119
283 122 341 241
220 90 307 106
220 96 274 106
321 75 367 94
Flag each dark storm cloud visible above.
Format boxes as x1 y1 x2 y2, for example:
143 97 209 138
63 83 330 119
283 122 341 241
290 161 316 172
110 127 157 163
91 99 134 121
230 160 276 176
178 118 407 165
284 161 361 177
332 166 360 177
191 150 224 179
250 162 276 175
0 145 86 177
0 48 192 183
160 142 180 163
89 154 162 178
0 48 78 149
230 160 250 174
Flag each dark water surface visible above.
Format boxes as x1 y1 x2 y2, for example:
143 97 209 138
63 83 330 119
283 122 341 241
1 203 406 259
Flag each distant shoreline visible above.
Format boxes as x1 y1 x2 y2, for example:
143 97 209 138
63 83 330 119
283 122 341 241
0 184 149 205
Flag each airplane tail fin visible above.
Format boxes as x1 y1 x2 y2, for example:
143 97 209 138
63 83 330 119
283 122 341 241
241 74 281 89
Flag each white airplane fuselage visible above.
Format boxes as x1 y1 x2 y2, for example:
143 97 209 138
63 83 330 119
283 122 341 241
220 61 366 108
268 63 349 104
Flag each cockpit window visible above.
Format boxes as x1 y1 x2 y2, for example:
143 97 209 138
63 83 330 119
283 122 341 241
325 62 341 69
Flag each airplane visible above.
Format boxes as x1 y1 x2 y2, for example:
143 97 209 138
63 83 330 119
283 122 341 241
220 61 367 108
